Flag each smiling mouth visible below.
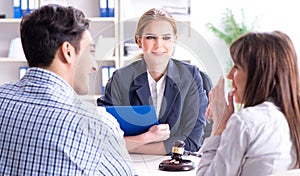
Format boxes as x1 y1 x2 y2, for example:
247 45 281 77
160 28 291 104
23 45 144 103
152 51 166 55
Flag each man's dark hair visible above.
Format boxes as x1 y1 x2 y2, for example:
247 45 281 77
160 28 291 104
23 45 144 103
20 4 90 67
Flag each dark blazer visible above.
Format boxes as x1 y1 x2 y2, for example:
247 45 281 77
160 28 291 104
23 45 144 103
98 58 208 153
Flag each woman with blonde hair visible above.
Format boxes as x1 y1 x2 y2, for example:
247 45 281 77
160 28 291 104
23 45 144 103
98 8 208 155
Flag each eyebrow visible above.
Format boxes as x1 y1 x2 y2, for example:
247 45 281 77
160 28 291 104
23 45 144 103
144 33 172 36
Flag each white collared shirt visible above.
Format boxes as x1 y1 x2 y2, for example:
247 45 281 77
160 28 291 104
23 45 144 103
197 101 297 176
147 71 166 118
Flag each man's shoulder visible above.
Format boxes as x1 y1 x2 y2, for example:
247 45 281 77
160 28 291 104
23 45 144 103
76 103 124 137
0 81 22 100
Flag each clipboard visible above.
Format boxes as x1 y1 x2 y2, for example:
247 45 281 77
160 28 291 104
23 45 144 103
105 105 159 136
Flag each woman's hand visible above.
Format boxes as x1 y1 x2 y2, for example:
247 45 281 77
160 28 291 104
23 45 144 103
206 77 234 136
125 124 170 152
146 124 170 142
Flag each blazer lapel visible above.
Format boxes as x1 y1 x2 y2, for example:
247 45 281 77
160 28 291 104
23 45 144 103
134 75 152 105
159 60 181 121
132 60 152 105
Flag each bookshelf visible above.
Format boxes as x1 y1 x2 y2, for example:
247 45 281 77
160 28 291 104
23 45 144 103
0 0 118 101
0 0 208 102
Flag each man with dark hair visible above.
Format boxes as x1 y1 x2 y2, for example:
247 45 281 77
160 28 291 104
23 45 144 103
0 4 135 175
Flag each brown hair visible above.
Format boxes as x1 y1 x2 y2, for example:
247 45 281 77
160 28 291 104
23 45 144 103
20 4 89 67
230 31 300 167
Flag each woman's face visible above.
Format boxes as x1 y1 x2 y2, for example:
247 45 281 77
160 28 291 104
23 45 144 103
136 20 176 71
227 62 248 103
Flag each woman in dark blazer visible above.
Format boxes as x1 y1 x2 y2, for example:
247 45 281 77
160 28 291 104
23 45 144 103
98 8 208 155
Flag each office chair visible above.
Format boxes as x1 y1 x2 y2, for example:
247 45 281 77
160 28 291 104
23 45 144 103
199 70 213 144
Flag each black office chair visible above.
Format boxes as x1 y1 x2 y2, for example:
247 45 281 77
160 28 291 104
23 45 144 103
199 70 213 144
199 71 213 98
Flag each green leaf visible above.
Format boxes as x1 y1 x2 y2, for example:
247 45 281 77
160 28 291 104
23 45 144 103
207 8 255 46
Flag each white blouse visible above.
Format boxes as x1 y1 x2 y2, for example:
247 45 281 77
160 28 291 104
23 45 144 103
197 101 297 176
147 71 166 118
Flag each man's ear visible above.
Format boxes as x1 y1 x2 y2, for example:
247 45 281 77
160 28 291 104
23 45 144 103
135 35 142 48
61 41 74 64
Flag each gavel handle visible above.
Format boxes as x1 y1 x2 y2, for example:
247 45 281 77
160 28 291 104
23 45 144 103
184 150 202 158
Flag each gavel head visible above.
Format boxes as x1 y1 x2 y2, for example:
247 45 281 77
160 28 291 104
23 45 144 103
171 140 185 161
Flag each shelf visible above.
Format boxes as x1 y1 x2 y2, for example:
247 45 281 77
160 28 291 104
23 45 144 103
0 57 26 62
0 18 21 23
0 0 196 93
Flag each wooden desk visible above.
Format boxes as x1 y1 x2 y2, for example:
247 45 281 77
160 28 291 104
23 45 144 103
130 154 201 176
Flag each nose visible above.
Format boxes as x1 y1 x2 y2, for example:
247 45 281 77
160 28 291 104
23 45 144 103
227 67 234 80
154 37 163 47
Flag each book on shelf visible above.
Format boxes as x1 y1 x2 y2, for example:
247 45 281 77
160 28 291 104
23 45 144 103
108 0 115 17
101 65 115 94
21 0 28 17
13 0 21 18
14 0 39 18
99 0 108 17
99 0 114 17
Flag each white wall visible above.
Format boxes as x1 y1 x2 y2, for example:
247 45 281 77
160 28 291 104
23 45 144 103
191 0 300 84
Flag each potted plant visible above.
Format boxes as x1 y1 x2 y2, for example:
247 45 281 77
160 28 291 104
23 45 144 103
207 8 256 70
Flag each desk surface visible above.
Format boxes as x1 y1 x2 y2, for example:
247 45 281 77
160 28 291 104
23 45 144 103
131 154 300 175
130 154 201 176
270 169 300 176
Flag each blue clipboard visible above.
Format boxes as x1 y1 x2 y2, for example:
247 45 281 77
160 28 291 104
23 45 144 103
105 105 159 136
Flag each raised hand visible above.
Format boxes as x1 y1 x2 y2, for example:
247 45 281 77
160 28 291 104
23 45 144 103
206 77 234 136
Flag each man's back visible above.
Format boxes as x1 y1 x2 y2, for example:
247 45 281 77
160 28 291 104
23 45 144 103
0 68 135 175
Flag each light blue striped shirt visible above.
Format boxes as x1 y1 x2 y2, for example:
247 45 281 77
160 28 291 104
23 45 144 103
0 67 135 175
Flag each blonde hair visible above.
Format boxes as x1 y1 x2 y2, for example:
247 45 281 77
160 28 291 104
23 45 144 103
133 8 177 60
135 8 177 41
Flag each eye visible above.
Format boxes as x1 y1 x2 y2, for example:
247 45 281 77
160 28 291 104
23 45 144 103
144 35 156 40
162 36 172 40
233 64 241 70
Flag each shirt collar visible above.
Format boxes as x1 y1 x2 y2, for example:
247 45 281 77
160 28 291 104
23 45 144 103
147 71 167 85
24 67 75 95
